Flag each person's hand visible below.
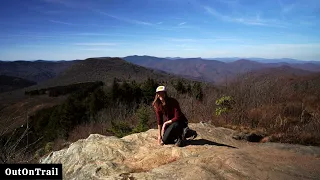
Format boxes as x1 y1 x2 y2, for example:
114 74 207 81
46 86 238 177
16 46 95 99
158 136 163 145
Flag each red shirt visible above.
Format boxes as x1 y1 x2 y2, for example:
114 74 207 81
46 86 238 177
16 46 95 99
155 97 187 125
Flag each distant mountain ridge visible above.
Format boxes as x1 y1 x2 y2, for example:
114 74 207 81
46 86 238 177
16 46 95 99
35 57 187 89
165 57 320 64
123 56 320 84
2 56 320 87
239 65 315 82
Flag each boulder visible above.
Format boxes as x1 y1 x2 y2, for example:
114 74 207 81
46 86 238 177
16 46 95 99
41 123 320 180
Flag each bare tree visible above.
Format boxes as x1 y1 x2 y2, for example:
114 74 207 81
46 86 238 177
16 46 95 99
0 114 42 164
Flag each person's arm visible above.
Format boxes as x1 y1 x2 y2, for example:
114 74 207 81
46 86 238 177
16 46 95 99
170 100 182 122
161 120 172 137
156 110 163 126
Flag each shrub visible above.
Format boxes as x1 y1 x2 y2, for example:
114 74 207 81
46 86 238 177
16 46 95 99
44 142 54 154
109 121 133 138
215 96 233 116
192 82 203 101
34 148 45 160
87 87 106 116
186 84 192 96
175 79 187 94
132 105 150 133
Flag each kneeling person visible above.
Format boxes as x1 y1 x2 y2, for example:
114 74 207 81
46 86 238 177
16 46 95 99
152 86 197 147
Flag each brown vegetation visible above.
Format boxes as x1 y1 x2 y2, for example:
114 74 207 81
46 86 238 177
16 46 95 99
213 70 320 145
52 68 320 146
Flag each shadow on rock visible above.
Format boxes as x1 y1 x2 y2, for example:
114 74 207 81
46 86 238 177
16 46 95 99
232 132 264 142
185 139 237 149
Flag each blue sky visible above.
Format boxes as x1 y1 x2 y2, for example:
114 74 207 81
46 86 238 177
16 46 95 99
0 0 320 61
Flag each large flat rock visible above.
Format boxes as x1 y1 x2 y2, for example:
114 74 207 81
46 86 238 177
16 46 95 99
40 123 320 180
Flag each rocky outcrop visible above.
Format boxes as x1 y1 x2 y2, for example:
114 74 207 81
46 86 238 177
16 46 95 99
40 123 320 180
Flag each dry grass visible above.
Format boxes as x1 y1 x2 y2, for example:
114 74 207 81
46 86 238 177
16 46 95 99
167 72 320 146
210 72 320 145
67 122 113 143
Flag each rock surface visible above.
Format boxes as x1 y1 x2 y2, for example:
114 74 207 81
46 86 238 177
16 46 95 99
41 123 320 180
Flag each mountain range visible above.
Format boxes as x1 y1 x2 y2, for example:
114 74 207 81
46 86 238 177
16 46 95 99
123 56 320 83
161 57 320 64
1 56 320 87
0 55 320 86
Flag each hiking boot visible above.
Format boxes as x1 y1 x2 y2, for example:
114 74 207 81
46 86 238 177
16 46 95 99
188 129 197 140
182 127 188 141
175 138 185 147
184 127 198 140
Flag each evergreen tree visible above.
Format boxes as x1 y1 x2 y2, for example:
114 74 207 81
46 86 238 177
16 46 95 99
141 78 159 104
175 79 186 94
131 80 142 104
119 81 132 103
88 87 106 116
132 105 150 133
110 121 133 138
192 82 203 101
186 83 192 96
111 78 120 101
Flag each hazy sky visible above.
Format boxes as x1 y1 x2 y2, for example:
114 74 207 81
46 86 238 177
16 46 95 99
1 0 320 60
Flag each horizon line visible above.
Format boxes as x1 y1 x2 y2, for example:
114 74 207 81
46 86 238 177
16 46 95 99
0 55 318 62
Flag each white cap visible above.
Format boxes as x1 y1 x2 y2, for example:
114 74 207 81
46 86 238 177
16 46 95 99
156 86 166 92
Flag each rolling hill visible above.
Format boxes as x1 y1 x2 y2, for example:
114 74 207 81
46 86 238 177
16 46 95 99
123 56 270 83
242 65 314 79
0 60 77 83
36 57 184 89
229 65 318 97
0 75 36 93
1 57 195 109
123 56 320 84
229 65 318 95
